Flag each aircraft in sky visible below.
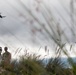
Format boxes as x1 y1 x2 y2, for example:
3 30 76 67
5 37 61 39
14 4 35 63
0 13 6 18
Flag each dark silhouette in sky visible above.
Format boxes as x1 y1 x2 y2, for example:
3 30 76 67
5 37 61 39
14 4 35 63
0 13 6 18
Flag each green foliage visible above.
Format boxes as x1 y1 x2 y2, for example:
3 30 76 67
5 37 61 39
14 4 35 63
17 55 46 75
45 57 66 75
0 54 47 75
0 52 76 75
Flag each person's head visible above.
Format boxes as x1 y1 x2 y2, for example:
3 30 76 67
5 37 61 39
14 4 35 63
4 47 8 52
0 47 2 53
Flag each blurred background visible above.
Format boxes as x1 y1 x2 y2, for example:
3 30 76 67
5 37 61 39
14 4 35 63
0 0 76 59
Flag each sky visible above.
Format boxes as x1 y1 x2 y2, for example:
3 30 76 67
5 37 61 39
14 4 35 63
0 0 76 58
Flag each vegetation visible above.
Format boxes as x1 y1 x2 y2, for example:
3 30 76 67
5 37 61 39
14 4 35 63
0 51 75 75
1 0 76 75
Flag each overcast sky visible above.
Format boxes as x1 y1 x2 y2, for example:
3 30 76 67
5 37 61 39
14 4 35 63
0 0 76 58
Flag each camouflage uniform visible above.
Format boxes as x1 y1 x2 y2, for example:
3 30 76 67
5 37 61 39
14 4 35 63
2 51 11 67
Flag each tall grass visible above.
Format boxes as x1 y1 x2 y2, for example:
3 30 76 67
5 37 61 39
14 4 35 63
1 0 76 75
0 50 72 75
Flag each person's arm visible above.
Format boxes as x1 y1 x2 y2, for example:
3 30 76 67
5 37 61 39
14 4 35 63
2 53 4 60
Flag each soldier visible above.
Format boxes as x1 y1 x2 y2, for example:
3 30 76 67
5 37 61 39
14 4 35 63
2 47 11 65
0 47 2 64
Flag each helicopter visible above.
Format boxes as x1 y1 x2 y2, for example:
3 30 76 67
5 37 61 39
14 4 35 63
0 13 6 18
